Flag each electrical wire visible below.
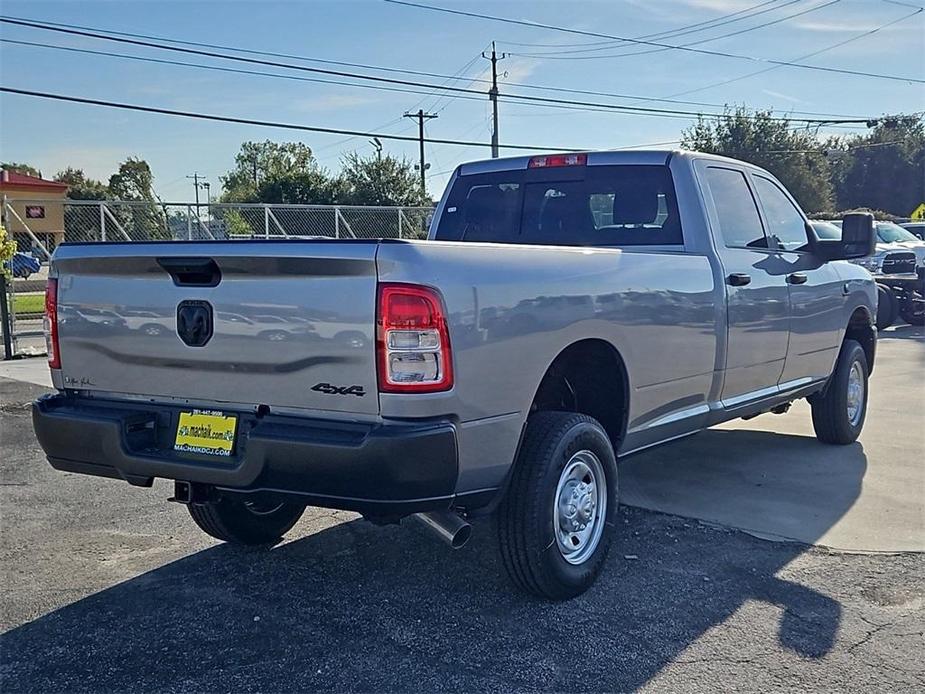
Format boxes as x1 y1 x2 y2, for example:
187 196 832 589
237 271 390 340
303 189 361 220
383 0 924 83
665 7 922 98
0 85 589 152
511 0 841 60
0 34 880 125
0 16 877 120
1 85 903 168
498 0 786 49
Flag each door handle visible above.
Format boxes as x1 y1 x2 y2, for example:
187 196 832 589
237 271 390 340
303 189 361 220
787 273 808 285
726 273 752 287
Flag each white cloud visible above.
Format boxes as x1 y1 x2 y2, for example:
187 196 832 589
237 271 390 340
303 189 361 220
499 57 543 85
794 19 903 33
677 0 761 11
761 89 804 104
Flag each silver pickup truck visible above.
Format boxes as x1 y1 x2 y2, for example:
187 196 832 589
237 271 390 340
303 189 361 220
33 151 877 600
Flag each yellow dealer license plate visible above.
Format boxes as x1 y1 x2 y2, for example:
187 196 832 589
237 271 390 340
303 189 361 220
174 410 237 457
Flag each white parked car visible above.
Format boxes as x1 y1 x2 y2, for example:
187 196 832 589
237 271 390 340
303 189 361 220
817 220 925 328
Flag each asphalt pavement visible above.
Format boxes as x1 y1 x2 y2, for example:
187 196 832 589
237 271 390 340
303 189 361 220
1 330 923 692
623 324 925 553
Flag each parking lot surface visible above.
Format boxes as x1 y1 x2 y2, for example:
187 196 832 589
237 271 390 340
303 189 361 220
1 327 923 692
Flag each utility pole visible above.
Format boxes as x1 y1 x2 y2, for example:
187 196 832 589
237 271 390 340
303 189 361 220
186 172 204 208
403 109 437 195
482 41 507 158
369 137 383 160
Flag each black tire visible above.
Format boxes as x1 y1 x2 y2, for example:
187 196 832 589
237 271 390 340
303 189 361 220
898 303 925 326
497 411 618 601
187 495 305 545
811 339 869 445
875 285 899 330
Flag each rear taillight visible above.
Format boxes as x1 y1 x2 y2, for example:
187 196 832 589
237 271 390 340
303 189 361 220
44 278 61 369
377 283 453 393
528 153 587 168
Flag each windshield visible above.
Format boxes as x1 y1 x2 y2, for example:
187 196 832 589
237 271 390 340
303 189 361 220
877 222 921 243
435 164 683 246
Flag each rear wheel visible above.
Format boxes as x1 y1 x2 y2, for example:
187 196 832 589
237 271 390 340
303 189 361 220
188 495 306 545
899 301 924 326
875 284 899 330
497 411 618 600
810 339 868 445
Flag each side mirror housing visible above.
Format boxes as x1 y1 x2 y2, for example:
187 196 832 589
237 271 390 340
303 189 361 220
811 212 876 261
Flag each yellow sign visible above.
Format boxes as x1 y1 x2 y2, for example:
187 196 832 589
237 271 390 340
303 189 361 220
174 410 237 457
911 203 925 221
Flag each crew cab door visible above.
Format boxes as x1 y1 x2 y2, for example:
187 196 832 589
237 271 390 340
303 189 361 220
751 174 843 385
698 164 790 406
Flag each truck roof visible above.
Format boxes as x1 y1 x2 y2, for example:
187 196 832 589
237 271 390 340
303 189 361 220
456 149 762 176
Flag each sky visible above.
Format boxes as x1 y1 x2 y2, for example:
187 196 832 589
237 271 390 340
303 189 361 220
0 0 923 201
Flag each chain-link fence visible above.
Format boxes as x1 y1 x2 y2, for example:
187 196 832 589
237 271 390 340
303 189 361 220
3 198 434 252
1 198 434 358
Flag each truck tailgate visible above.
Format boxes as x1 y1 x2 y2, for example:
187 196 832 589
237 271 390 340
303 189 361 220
52 241 380 415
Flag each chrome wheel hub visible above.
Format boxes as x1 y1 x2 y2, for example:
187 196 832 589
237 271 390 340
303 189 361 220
847 361 864 427
554 450 606 565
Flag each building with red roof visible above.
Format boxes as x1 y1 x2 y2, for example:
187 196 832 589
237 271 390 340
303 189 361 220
0 169 70 253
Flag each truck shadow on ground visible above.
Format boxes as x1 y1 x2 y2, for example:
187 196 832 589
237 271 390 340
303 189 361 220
1 428 866 692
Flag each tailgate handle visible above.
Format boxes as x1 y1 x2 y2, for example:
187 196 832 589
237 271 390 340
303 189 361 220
157 257 221 287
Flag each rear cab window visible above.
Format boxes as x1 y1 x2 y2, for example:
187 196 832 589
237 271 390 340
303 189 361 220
434 164 683 247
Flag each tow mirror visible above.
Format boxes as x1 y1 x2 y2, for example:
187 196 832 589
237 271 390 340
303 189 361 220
811 212 876 261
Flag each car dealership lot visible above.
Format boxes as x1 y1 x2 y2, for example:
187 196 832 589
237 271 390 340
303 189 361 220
1 326 923 692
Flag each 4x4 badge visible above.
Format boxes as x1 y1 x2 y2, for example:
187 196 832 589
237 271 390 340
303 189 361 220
312 382 366 397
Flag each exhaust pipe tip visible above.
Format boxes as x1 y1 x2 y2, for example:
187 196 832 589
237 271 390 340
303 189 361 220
411 511 472 549
449 521 472 549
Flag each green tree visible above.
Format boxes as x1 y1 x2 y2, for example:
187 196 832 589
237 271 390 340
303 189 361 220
107 158 169 240
338 152 431 206
221 141 325 202
834 116 925 216
681 108 835 213
254 169 340 205
54 167 109 200
0 224 16 280
108 157 157 201
1 162 42 177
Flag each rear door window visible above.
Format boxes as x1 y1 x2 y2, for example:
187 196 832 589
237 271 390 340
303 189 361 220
435 164 682 246
704 167 768 249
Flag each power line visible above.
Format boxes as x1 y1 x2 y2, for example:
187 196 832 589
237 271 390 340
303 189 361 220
508 0 839 59
313 51 487 156
0 85 590 152
0 38 494 104
384 0 925 84
0 14 492 85
0 18 876 120
496 0 787 49
1 84 905 171
0 32 879 125
665 7 922 98
0 37 714 125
